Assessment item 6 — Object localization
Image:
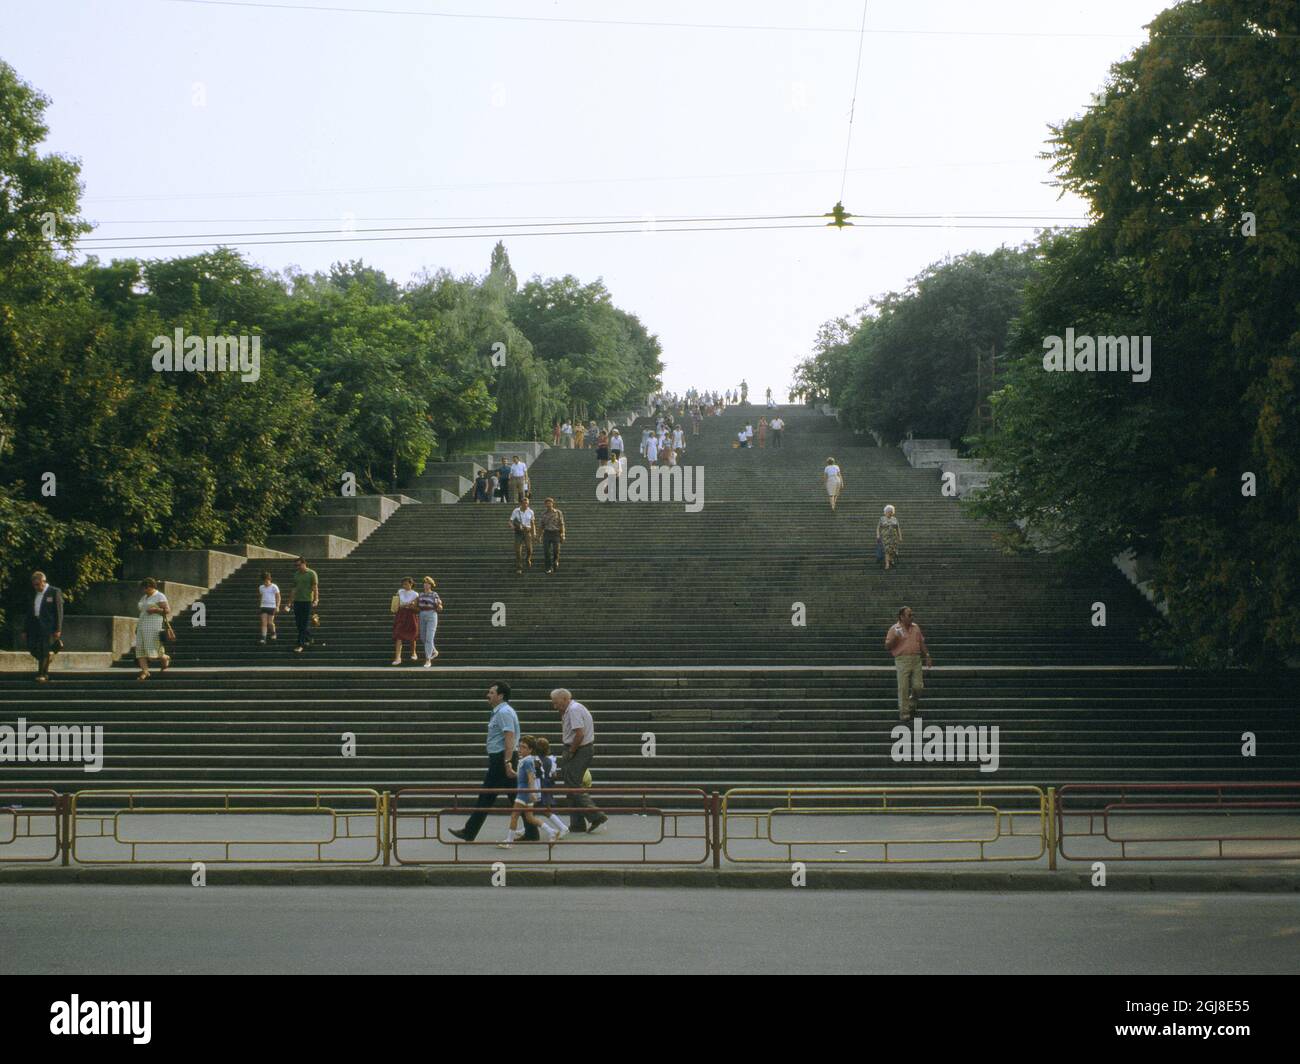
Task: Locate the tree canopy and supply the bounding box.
[0,61,662,636]
[792,0,1298,668]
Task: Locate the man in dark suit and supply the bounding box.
[26,571,64,683]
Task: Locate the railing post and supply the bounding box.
[381,791,392,866]
[711,792,721,870]
[59,793,71,867]
[1046,787,1057,871]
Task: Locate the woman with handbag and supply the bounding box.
[391,577,420,664]
[134,577,172,681]
[876,504,902,570]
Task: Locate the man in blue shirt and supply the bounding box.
[450,681,538,842]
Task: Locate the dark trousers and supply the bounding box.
[559,743,603,831]
[26,619,53,677]
[772,430,783,448]
[543,531,561,570]
[293,602,313,647]
[461,751,538,841]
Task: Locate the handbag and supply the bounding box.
[163,622,177,643]
[390,594,400,614]
[875,538,885,563]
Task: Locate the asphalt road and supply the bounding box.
[2,886,1299,974]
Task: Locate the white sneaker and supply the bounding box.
[497,839,513,849]
[542,826,557,843]
[390,659,402,666]
[423,660,432,668]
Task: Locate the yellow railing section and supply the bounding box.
[722,785,1049,864]
[0,791,61,863]
[69,788,384,865]
[391,787,712,865]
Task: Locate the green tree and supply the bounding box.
[973,0,1299,667]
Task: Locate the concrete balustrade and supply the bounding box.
[909,448,960,468]
[404,478,471,506]
[291,514,381,544]
[1114,549,1169,617]
[0,650,114,672]
[73,579,207,618]
[494,441,546,462]
[316,495,405,523]
[122,549,247,590]
[939,458,989,477]
[901,438,951,459]
[210,544,298,560]
[262,534,358,559]
[60,615,138,659]
[424,460,484,479]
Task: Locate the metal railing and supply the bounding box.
[722,785,1050,864]
[0,789,62,863]
[391,786,714,865]
[69,788,385,864]
[1056,783,1300,861]
[0,782,1294,868]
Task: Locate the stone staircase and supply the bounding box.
[2,405,1296,792]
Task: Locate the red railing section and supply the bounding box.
[1056,782,1300,861]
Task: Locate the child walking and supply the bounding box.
[500,737,560,847]
[258,571,280,644]
[533,737,569,840]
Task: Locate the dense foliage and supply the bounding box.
[791,246,1039,443]
[794,0,1298,668]
[0,62,661,634]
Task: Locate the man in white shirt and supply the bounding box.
[561,422,574,448]
[508,456,528,505]
[645,434,659,464]
[552,688,607,833]
[509,498,535,573]
[609,431,624,459]
[744,423,754,445]
[770,416,785,448]
[737,429,748,449]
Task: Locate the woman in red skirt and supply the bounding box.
[391,577,420,664]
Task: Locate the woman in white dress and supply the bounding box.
[823,456,844,511]
[134,577,171,680]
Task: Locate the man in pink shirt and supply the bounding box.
[885,606,933,721]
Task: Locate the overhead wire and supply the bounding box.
[160,0,1296,39]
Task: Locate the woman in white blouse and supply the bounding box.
[134,577,171,681]
[391,577,420,665]
[823,457,844,511]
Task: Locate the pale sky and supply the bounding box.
[8,0,1172,396]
